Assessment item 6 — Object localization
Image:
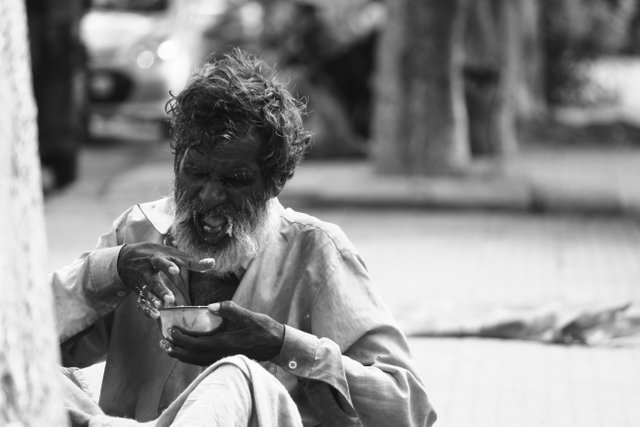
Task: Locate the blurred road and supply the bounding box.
[45,139,640,426]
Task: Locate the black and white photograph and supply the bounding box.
[1,0,640,426]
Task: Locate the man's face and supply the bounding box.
[172,131,269,273]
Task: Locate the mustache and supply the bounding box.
[174,203,234,226]
[174,189,264,230]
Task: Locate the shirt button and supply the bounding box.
[288,360,298,370]
[116,291,126,297]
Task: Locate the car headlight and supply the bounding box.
[136,49,156,69]
[130,37,180,69]
[157,39,179,61]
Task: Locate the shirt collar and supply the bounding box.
[136,197,176,235]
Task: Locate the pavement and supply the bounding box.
[411,337,640,427]
[48,142,640,427]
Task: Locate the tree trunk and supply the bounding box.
[512,0,545,121]
[463,0,519,157]
[372,0,470,175]
[463,0,545,158]
[0,0,68,425]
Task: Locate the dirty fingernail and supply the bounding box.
[159,339,172,351]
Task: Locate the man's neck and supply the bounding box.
[189,271,240,306]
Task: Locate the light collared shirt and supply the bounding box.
[53,197,436,426]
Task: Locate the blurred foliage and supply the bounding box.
[221,0,640,156]
[254,0,385,157]
[543,0,637,105]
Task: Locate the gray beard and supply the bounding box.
[171,201,270,277]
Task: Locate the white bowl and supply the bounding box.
[158,306,224,338]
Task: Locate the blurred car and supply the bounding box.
[80,0,231,139]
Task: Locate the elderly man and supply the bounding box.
[54,49,436,426]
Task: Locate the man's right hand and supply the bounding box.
[116,242,216,318]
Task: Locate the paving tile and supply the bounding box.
[409,338,640,427]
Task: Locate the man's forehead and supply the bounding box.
[185,136,261,163]
[190,144,221,157]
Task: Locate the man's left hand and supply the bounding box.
[161,301,285,366]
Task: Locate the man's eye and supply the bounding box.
[186,166,207,177]
[227,171,251,184]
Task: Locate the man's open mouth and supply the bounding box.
[193,213,233,244]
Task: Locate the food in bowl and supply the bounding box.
[158,306,224,338]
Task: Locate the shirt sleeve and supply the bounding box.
[52,208,133,343]
[276,249,437,427]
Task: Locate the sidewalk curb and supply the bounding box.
[280,177,638,217]
[280,188,634,215]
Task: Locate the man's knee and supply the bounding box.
[201,355,291,401]
[205,355,272,387]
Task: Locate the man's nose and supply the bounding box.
[199,180,227,210]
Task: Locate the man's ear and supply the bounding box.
[271,181,285,198]
[269,176,286,198]
[174,153,183,175]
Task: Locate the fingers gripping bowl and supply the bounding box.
[158,306,223,338]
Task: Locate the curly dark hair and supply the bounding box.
[165,48,312,197]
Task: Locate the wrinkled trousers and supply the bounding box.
[61,355,303,427]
